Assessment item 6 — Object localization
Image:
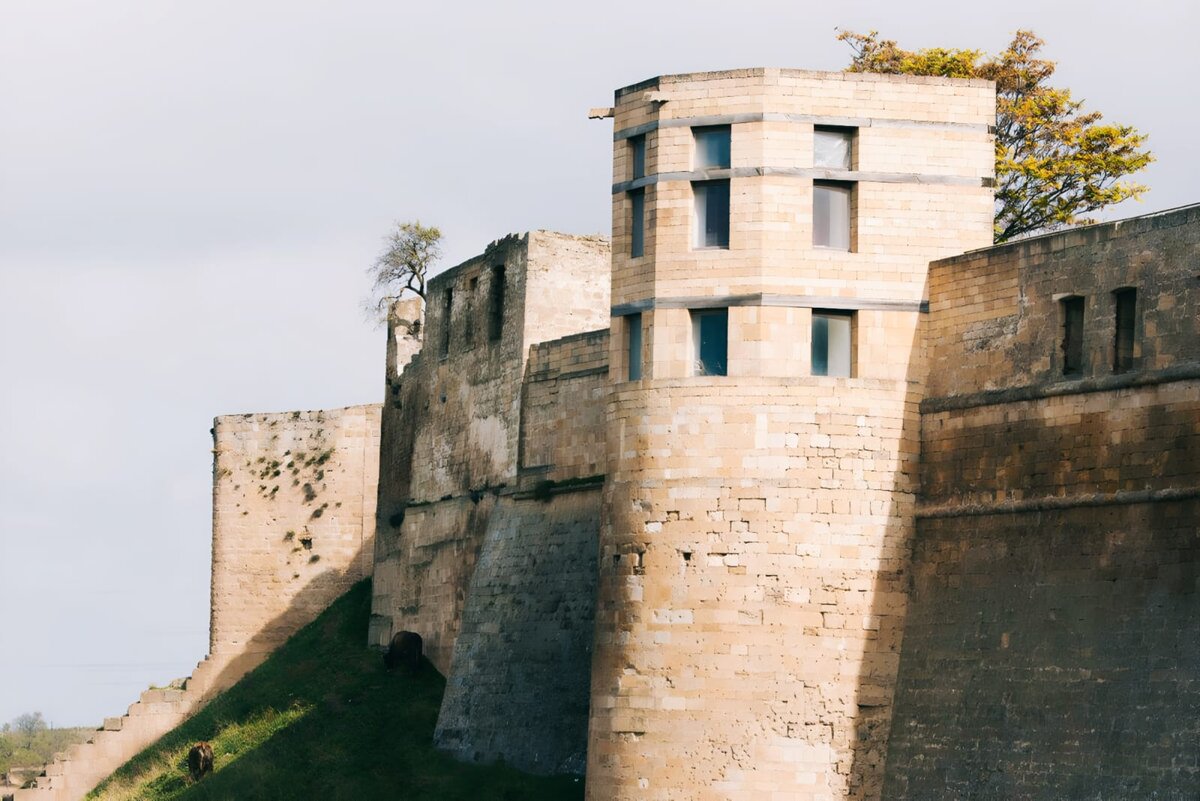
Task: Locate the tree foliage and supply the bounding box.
[838,29,1153,242]
[1,713,90,779]
[368,220,442,309]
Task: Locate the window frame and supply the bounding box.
[1112,287,1137,373]
[626,312,643,381]
[487,264,506,343]
[629,187,645,258]
[690,308,729,377]
[813,126,855,171]
[1061,295,1085,376]
[439,286,454,359]
[692,179,730,250]
[693,125,731,170]
[812,180,854,251]
[810,310,854,377]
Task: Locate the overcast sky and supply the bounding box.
[1,0,1195,727]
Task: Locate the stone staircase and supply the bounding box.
[12,653,255,801]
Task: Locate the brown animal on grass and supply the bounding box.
[384,631,423,672]
[187,741,214,782]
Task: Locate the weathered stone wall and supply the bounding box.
[521,329,609,481]
[210,404,380,677]
[371,231,610,672]
[434,489,601,776]
[884,209,1200,799]
[925,204,1200,397]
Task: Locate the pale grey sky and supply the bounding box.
[1,0,1195,726]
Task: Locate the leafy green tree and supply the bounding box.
[838,29,1154,242]
[368,220,442,308]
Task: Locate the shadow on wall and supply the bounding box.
[882,375,1200,800]
[203,555,371,698]
[843,304,926,800]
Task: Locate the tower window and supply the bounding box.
[464,277,478,347]
[488,265,506,342]
[1113,288,1137,373]
[814,126,854,170]
[693,180,730,249]
[439,287,453,358]
[1061,296,1085,375]
[626,313,643,381]
[811,311,852,377]
[693,126,731,170]
[629,188,645,258]
[629,134,646,180]
[813,181,853,251]
[691,309,728,377]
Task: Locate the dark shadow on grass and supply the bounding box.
[91,581,583,801]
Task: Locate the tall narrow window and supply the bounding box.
[693,126,731,169]
[811,311,852,377]
[693,180,730,249]
[629,188,645,258]
[488,265,506,342]
[814,126,854,170]
[691,309,728,377]
[813,181,852,250]
[1061,296,1085,375]
[626,313,643,381]
[629,134,646,180]
[439,287,453,358]
[463,276,478,347]
[1113,288,1137,373]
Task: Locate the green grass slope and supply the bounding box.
[88,580,584,801]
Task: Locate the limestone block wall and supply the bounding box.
[590,68,995,801]
[590,379,920,800]
[884,209,1200,799]
[371,232,610,670]
[210,404,380,676]
[521,329,609,480]
[925,204,1200,397]
[434,490,601,776]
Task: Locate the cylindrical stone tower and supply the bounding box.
[587,69,995,800]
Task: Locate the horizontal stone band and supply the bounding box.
[613,166,989,194]
[921,363,1200,413]
[916,486,1200,520]
[614,112,992,141]
[612,293,928,316]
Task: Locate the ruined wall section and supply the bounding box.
[210,404,381,678]
[428,328,610,775]
[885,207,1200,799]
[371,233,610,672]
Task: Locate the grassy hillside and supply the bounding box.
[88,580,584,801]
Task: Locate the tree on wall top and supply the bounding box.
[838,29,1154,242]
[366,220,442,314]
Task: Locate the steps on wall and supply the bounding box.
[11,652,258,801]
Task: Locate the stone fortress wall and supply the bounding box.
[885,205,1200,799]
[369,230,613,774]
[209,405,382,679]
[17,406,382,801]
[588,68,996,801]
[23,69,1198,801]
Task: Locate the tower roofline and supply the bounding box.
[614,67,994,100]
